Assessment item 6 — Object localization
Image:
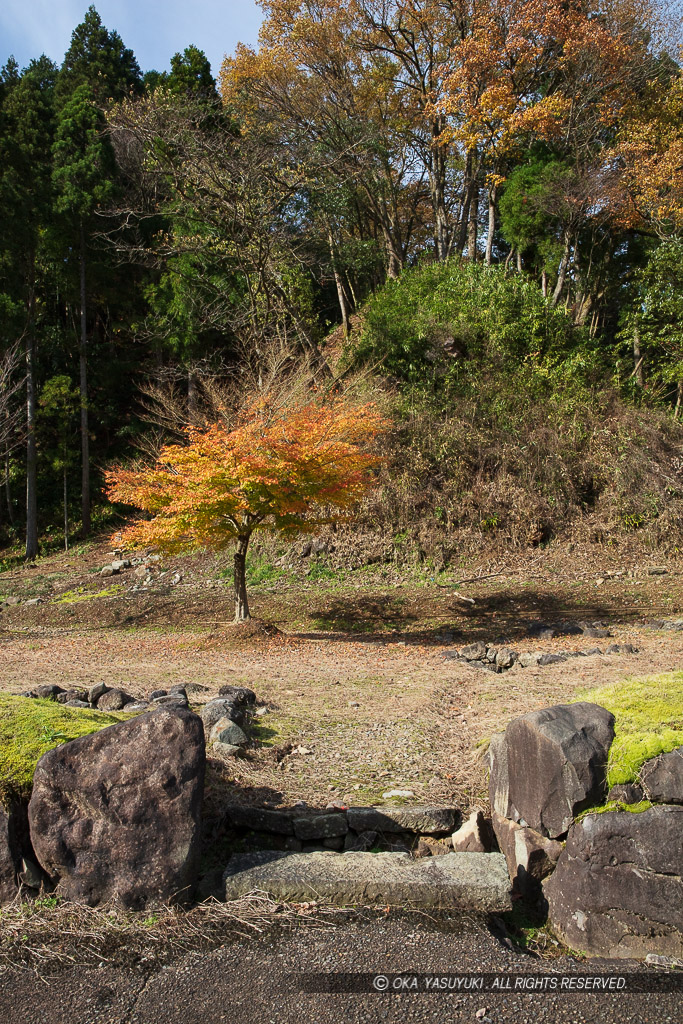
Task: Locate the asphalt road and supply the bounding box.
[3,916,680,1024]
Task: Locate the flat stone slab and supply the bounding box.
[347,805,459,835]
[223,850,511,911]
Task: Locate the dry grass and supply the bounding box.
[0,892,348,977]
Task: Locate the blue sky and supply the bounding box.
[1,1,264,78]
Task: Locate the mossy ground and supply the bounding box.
[576,671,683,787]
[0,693,125,805]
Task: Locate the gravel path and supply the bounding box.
[2,916,679,1024]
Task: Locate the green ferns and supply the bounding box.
[0,693,125,806]
[577,671,683,787]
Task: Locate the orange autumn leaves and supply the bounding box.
[105,395,388,554]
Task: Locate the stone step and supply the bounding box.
[222,850,511,911]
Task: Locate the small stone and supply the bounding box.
[537,653,568,666]
[210,718,248,747]
[149,689,167,700]
[343,830,377,852]
[605,643,638,655]
[382,789,414,800]
[485,647,498,662]
[34,685,65,700]
[88,683,107,704]
[451,809,489,853]
[24,598,42,606]
[56,690,88,705]
[460,642,487,662]
[97,688,135,712]
[518,652,542,668]
[212,741,241,757]
[254,706,269,716]
[495,647,517,670]
[65,700,90,708]
[151,694,188,709]
[607,783,644,804]
[18,857,43,890]
[122,702,149,713]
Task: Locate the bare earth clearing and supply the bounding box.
[2,540,682,809]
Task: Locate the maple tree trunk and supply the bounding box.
[233,533,251,622]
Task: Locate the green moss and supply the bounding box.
[575,672,683,787]
[52,584,122,604]
[578,800,653,820]
[0,693,126,805]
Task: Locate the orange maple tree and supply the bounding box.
[106,393,388,620]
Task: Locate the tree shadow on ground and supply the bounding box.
[291,585,659,646]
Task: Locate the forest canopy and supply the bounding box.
[1,2,683,562]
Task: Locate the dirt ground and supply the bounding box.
[2,539,682,810]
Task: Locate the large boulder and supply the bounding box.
[640,747,683,805]
[544,805,683,958]
[489,703,615,838]
[28,708,205,908]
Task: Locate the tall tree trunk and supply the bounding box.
[63,464,69,552]
[468,176,479,262]
[79,221,90,537]
[25,268,38,562]
[485,187,497,265]
[25,332,38,561]
[633,326,644,387]
[552,233,572,306]
[675,381,683,420]
[233,532,251,622]
[541,270,548,298]
[188,368,198,421]
[328,229,351,336]
[5,449,15,529]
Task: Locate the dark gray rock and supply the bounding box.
[0,805,20,904]
[169,686,187,697]
[28,708,205,908]
[537,653,568,666]
[528,624,556,639]
[343,830,378,852]
[122,702,149,714]
[606,643,638,655]
[518,652,542,668]
[65,700,90,708]
[218,685,256,706]
[492,812,563,899]
[200,699,242,732]
[151,694,188,709]
[56,689,88,705]
[545,805,683,958]
[33,685,64,700]
[96,688,134,711]
[460,642,487,662]
[87,683,107,704]
[580,623,611,639]
[223,850,511,911]
[209,719,248,747]
[293,813,348,840]
[347,806,459,836]
[640,747,683,805]
[149,690,167,700]
[495,648,517,670]
[224,806,295,835]
[489,702,615,838]
[608,783,645,804]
